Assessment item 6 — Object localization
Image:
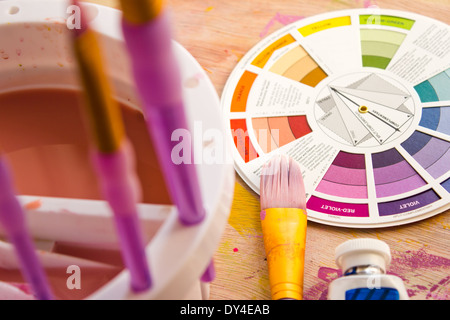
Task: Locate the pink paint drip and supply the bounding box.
[260,210,266,221]
[304,267,341,300]
[390,248,450,299]
[355,0,379,8]
[391,248,450,271]
[363,0,378,8]
[260,12,305,38]
[427,276,450,299]
[10,282,34,296]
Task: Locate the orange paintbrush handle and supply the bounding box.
[260,208,307,300]
[73,28,124,153]
[120,0,164,25]
[71,2,151,291]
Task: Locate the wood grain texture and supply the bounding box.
[85,0,450,300]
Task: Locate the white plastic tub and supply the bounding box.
[0,0,234,300]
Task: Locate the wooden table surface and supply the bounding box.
[88,0,450,300]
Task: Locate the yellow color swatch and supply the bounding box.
[251,34,296,68]
[269,46,308,75]
[299,16,351,37]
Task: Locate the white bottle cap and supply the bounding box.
[335,238,391,273]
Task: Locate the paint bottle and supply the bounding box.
[328,238,409,300]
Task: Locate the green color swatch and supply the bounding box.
[360,14,415,30]
[362,55,391,69]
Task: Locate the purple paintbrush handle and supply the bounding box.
[201,260,216,282]
[121,11,205,226]
[91,141,151,292]
[0,158,54,300]
[121,12,182,108]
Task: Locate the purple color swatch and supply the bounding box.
[373,160,417,185]
[316,180,367,199]
[332,151,366,169]
[322,166,366,185]
[372,148,404,168]
[375,175,426,197]
[402,131,450,179]
[378,189,440,216]
[316,151,367,199]
[372,148,426,197]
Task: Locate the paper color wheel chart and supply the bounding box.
[222,9,450,228]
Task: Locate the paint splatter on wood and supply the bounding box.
[304,247,450,300]
[260,12,305,38]
[228,182,262,236]
[24,199,42,210]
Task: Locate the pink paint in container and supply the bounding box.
[0,0,234,300]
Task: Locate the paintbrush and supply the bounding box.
[119,1,215,281]
[70,0,151,292]
[260,155,307,300]
[0,156,54,300]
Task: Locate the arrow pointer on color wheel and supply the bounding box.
[366,110,400,132]
[330,87,359,108]
[330,86,401,132]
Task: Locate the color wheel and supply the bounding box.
[221,9,450,228]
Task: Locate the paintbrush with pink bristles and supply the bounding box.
[260,155,307,300]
